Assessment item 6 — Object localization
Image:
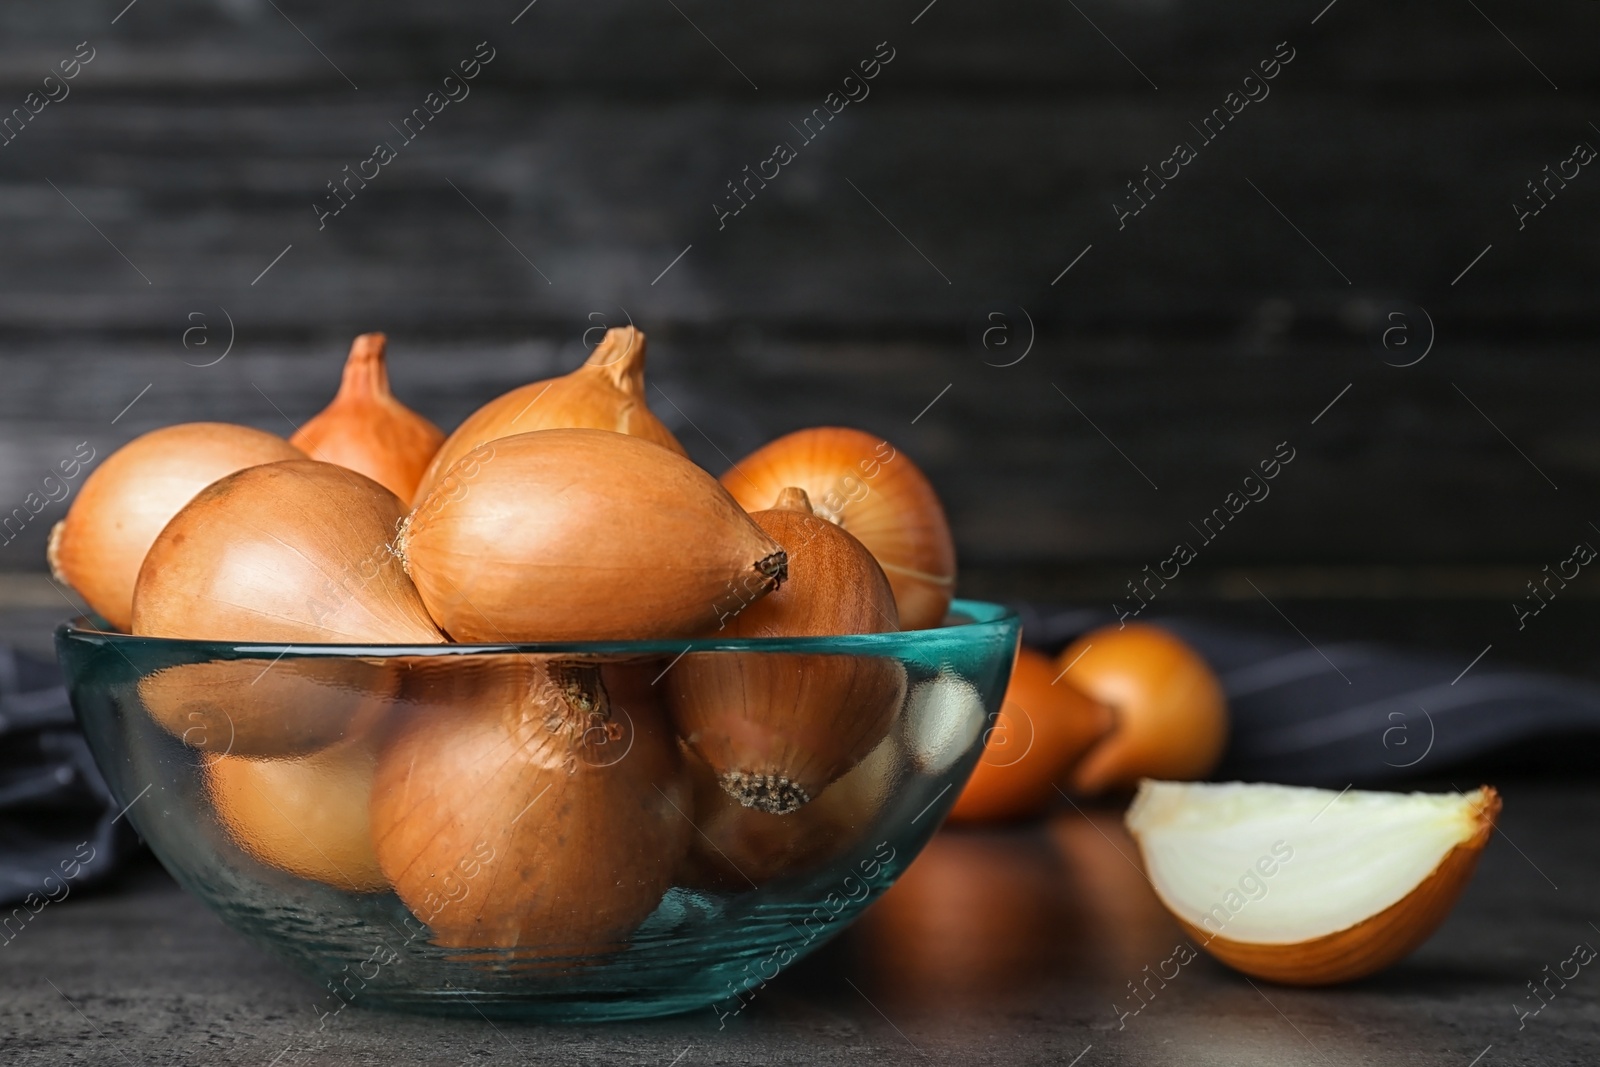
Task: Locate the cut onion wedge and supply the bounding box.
[1125,780,1501,985]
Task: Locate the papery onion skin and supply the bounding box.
[400,429,785,642]
[290,332,445,502]
[206,737,389,893]
[132,459,443,644]
[1059,624,1227,796]
[369,657,692,954]
[410,326,684,506]
[721,427,956,630]
[948,646,1113,823]
[49,422,303,631]
[665,488,906,813]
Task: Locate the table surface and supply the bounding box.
[8,592,1600,1066]
[2,779,1594,1067]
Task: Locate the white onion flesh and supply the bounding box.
[1125,780,1493,944]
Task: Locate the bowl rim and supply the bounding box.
[55,598,1019,659]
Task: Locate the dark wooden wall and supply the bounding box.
[1,0,1596,583]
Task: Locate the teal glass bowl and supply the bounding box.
[56,599,1018,1022]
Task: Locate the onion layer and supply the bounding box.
[290,333,445,502]
[410,326,684,505]
[665,488,905,812]
[400,429,786,642]
[50,423,303,631]
[722,427,956,630]
[369,656,692,954]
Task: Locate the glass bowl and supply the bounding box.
[56,599,1018,1022]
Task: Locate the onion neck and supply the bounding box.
[585,326,648,395]
[769,487,815,515]
[338,332,393,401]
[518,661,620,754]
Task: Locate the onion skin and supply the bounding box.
[1162,787,1501,985]
[132,459,443,644]
[665,488,906,813]
[49,423,303,631]
[948,647,1113,824]
[369,657,692,953]
[411,326,684,506]
[400,429,786,642]
[290,333,445,502]
[722,427,956,630]
[206,737,389,893]
[1058,624,1227,796]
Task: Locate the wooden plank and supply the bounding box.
[0,0,1592,570]
[0,337,1590,569]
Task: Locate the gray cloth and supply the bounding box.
[0,644,133,907]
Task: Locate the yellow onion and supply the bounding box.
[410,326,684,505]
[368,656,692,953]
[49,423,303,631]
[206,736,388,892]
[290,332,445,502]
[722,427,956,630]
[1057,624,1228,796]
[132,460,442,758]
[677,733,899,891]
[132,459,442,643]
[665,488,906,813]
[948,645,1113,824]
[399,429,786,642]
[138,657,390,760]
